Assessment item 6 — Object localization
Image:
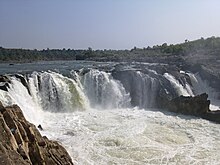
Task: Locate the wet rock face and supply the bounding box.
[0,102,73,165]
[0,75,31,95]
[183,64,220,99]
[111,67,188,109]
[165,93,220,123]
[15,74,31,95]
[0,75,11,91]
[166,93,210,116]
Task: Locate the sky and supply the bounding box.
[1,0,220,50]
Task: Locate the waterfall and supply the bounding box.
[130,71,159,108]
[82,69,131,109]
[28,71,89,112]
[0,69,131,113]
[188,73,218,98]
[164,73,194,96]
[188,73,220,110]
[0,68,219,113]
[112,69,161,108]
[1,61,220,165]
[0,77,43,125]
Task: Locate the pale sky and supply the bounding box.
[0,0,220,50]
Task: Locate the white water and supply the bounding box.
[1,77,43,125]
[164,73,194,96]
[0,71,220,164]
[83,69,130,109]
[188,73,220,110]
[41,109,220,165]
[133,71,158,108]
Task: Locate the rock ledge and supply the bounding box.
[0,101,73,165]
[166,93,220,123]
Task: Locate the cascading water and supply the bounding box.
[0,76,43,125]
[188,72,220,110]
[188,73,218,99]
[0,61,220,165]
[112,69,161,108]
[130,71,159,108]
[82,69,130,109]
[164,73,194,97]
[28,71,89,112]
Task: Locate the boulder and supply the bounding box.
[201,110,220,123]
[0,74,31,95]
[166,93,210,116]
[166,93,220,123]
[0,75,11,92]
[0,102,73,165]
[0,75,11,83]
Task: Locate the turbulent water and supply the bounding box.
[0,61,220,165]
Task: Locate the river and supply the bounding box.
[0,61,219,164]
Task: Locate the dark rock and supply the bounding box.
[37,124,43,131]
[166,93,210,116]
[0,74,31,94]
[17,144,29,160]
[0,82,9,91]
[0,75,11,83]
[201,110,220,123]
[0,75,11,92]
[15,74,31,95]
[38,140,46,147]
[0,141,31,165]
[0,101,74,165]
[112,66,181,108]
[0,101,4,111]
[165,93,220,123]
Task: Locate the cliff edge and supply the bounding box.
[0,101,73,165]
[165,93,220,123]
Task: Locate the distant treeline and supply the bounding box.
[1,36,220,62]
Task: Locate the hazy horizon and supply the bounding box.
[1,0,220,50]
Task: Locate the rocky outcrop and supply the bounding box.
[15,74,31,95]
[201,110,220,123]
[182,64,220,99]
[0,101,73,165]
[0,75,11,91]
[0,75,31,95]
[166,93,210,116]
[165,93,220,123]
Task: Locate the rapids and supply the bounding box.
[42,108,220,165]
[0,61,220,164]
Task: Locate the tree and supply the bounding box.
[162,43,168,48]
[84,47,93,57]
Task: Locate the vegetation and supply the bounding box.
[0,36,220,63]
[0,47,79,62]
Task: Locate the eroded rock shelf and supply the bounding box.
[0,102,73,165]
